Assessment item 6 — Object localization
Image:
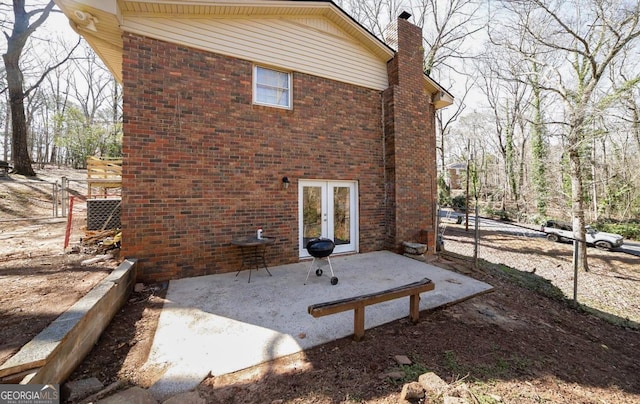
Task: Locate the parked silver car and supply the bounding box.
[541,220,624,250]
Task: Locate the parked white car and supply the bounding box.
[541,220,624,250]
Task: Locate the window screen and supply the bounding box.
[254,66,291,108]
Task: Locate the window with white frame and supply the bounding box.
[253,66,292,109]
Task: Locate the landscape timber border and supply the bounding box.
[0,259,137,384]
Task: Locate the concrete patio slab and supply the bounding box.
[144,251,493,401]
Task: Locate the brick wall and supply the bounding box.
[121,33,387,282]
[384,18,438,253]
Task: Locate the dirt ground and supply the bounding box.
[2,166,639,403]
[0,167,118,367]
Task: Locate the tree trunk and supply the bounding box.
[438,112,446,174]
[3,0,57,176]
[3,94,9,162]
[50,144,58,164]
[505,125,518,204]
[632,103,640,157]
[4,51,35,176]
[530,78,547,216]
[568,141,589,272]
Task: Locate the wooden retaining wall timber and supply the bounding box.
[0,258,137,384]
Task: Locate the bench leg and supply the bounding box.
[353,306,365,341]
[410,294,420,323]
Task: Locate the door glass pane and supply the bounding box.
[333,186,351,245]
[303,186,322,246]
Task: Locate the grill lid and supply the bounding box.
[306,238,335,257]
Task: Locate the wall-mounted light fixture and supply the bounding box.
[74,10,98,32]
[282,176,290,189]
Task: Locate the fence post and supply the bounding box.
[64,196,74,250]
[61,176,67,217]
[53,181,58,217]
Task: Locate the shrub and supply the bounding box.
[451,195,467,211]
[483,206,511,221]
[593,221,640,241]
[437,176,452,207]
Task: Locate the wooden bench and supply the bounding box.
[308,278,435,341]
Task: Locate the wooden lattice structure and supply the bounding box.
[86,156,122,198]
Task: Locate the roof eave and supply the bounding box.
[53,1,397,83]
[424,74,454,110]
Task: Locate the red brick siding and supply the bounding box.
[383,19,438,253]
[121,33,387,282]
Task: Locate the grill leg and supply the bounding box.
[304,257,318,285]
[305,256,336,284]
[326,256,334,277]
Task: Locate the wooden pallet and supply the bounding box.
[87,156,122,198]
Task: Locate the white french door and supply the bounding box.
[299,180,358,258]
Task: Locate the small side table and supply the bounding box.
[231,237,274,283]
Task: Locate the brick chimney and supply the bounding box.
[383,13,438,254]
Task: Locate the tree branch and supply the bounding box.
[24,37,82,99]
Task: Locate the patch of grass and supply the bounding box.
[344,393,365,402]
[575,304,640,330]
[400,362,431,383]
[442,250,638,331]
[467,387,502,404]
[385,361,432,386]
[488,261,640,330]
[474,355,533,379]
[443,350,464,375]
[490,262,566,301]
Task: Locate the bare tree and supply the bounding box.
[492,0,640,271]
[436,77,471,172]
[0,61,7,160]
[474,45,532,210]
[411,0,485,75]
[339,0,403,39]
[69,43,113,124]
[528,58,550,216]
[340,1,487,212]
[60,43,121,161]
[410,0,485,182]
[43,48,72,164]
[1,0,78,176]
[593,54,640,219]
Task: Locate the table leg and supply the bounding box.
[258,245,273,277]
[235,246,253,283]
[234,243,273,283]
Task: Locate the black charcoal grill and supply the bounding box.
[305,238,338,285]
